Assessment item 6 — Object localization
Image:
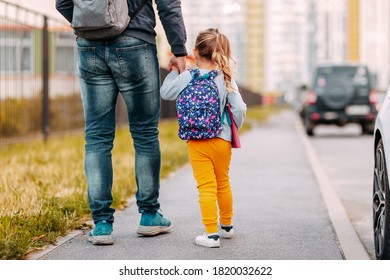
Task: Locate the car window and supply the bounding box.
[314,66,369,88]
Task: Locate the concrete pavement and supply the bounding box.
[31,110,352,260]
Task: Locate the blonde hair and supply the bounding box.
[195,28,236,93]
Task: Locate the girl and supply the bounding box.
[160,28,247,248]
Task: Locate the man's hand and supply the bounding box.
[168,56,186,73]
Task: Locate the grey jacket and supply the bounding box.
[160,69,247,142]
[55,0,187,56]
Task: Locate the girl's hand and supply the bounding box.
[169,64,179,72]
[168,56,186,73]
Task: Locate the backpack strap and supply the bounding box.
[206,70,219,80]
[221,94,232,126]
[198,70,219,80]
[188,68,201,79]
[130,0,148,19]
[188,69,219,80]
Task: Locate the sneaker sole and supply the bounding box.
[220,231,234,239]
[219,225,234,239]
[137,225,172,236]
[195,239,220,248]
[88,234,114,245]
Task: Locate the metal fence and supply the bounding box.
[0,0,262,144]
[0,0,82,142]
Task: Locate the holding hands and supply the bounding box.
[168,56,186,73]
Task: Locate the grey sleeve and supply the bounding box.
[227,80,247,130]
[155,0,187,56]
[55,0,74,23]
[160,71,192,101]
[215,77,247,130]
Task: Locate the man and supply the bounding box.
[56,0,187,245]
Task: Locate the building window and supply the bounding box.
[22,47,31,71]
[0,30,33,73]
[0,46,16,72]
[55,32,76,74]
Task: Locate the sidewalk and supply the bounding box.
[35,110,344,260]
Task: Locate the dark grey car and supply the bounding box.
[300,64,377,136]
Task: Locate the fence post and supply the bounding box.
[42,15,50,141]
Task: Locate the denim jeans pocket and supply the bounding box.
[77,47,98,80]
[116,43,149,81]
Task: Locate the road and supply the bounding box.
[309,124,375,259]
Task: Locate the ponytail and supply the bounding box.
[213,32,235,93]
[195,28,236,93]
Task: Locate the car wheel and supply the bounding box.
[322,79,354,110]
[373,139,390,259]
[303,118,314,136]
[362,123,375,135]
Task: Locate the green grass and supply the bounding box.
[0,105,277,259]
[246,105,281,122]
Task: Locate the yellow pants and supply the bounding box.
[188,138,233,234]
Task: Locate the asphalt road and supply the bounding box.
[30,109,368,260]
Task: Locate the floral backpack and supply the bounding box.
[176,69,222,140]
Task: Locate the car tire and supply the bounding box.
[362,123,375,135]
[306,128,314,137]
[373,139,390,259]
[303,118,314,136]
[322,78,354,110]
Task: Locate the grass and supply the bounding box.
[0,105,278,259]
[246,105,281,123]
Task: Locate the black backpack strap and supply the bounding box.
[130,0,148,19]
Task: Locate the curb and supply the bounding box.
[295,120,370,260]
[27,230,85,260]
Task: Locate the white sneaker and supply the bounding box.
[219,224,234,239]
[195,233,220,248]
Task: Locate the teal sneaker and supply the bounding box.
[137,211,172,236]
[87,220,114,245]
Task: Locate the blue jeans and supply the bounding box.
[76,35,161,223]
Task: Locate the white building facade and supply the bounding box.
[264,0,310,99]
[314,0,348,65]
[359,0,390,90]
[180,0,248,85]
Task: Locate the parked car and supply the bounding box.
[375,89,388,112]
[299,64,377,136]
[373,86,390,260]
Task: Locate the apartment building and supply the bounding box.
[359,0,390,90]
[264,0,310,101]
